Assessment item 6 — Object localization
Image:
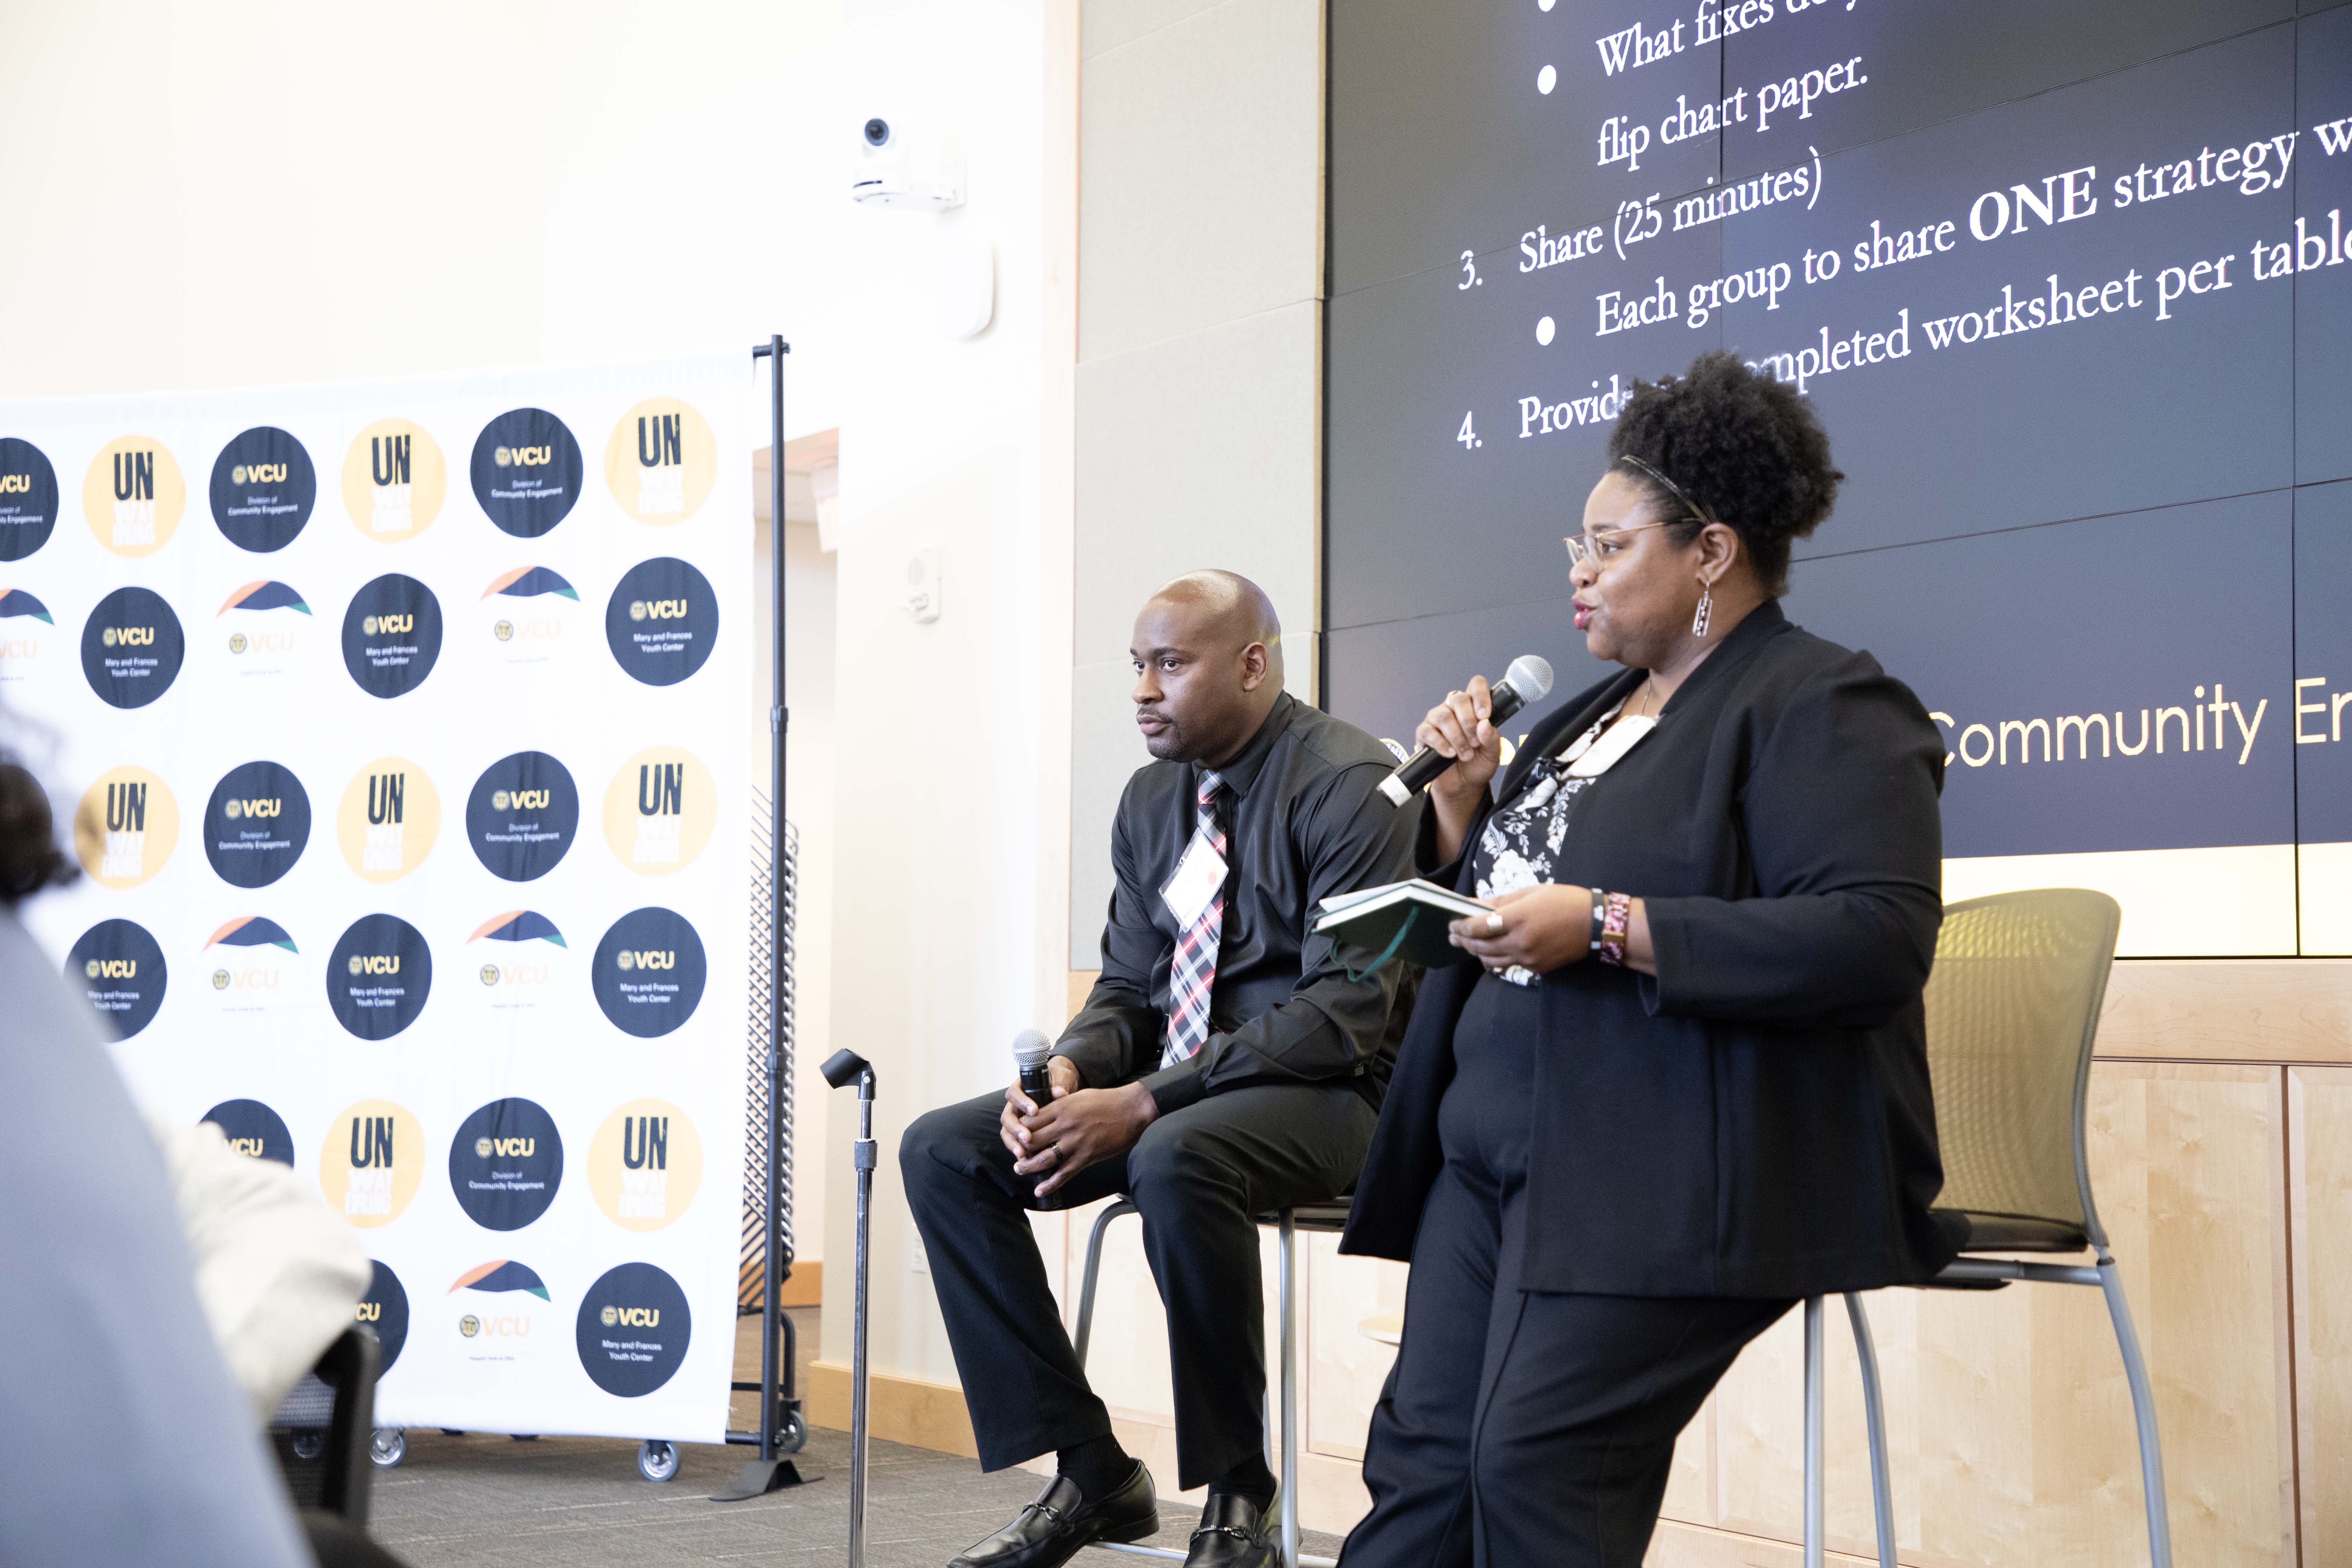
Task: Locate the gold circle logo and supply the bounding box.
[228,632,247,654]
[362,615,380,636]
[343,419,447,544]
[480,963,500,986]
[83,436,187,558]
[491,790,511,811]
[493,447,512,467]
[603,747,717,877]
[474,1136,494,1158]
[231,465,248,484]
[318,1100,425,1229]
[337,758,441,883]
[588,1100,703,1231]
[347,955,364,975]
[606,397,719,526]
[74,767,181,889]
[460,1315,481,1338]
[224,798,243,819]
[628,600,647,622]
[494,619,514,642]
[601,1305,620,1326]
[616,950,636,970]
[84,959,100,978]
[212,968,230,990]
[101,626,119,647]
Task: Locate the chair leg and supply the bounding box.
[1278,1209,1301,1568]
[2096,1253,2174,1568]
[1842,1294,1896,1568]
[1072,1199,1138,1370]
[1803,1296,1824,1568]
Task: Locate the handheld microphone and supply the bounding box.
[1012,1028,1054,1105]
[1377,654,1555,806]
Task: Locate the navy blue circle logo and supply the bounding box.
[464,751,580,881]
[605,558,718,686]
[80,586,185,709]
[203,761,311,888]
[326,913,432,1040]
[0,437,59,561]
[576,1262,691,1396]
[201,1098,294,1164]
[66,919,167,1039]
[472,408,584,538]
[360,1261,410,1373]
[591,908,707,1038]
[210,427,316,552]
[341,574,443,698]
[449,1097,564,1231]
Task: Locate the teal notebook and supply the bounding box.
[1314,879,1490,973]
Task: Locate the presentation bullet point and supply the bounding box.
[1536,316,1556,346]
[1538,64,1557,95]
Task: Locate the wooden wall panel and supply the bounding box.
[2290,1066,2352,1563]
[1656,1062,2293,1568]
[2099,959,2352,1063]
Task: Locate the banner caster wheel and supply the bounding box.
[780,1409,807,1454]
[370,1428,406,1468]
[637,1440,681,1482]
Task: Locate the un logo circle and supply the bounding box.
[494,619,514,642]
[493,447,512,467]
[102,626,119,647]
[628,600,647,622]
[474,1136,493,1158]
[347,955,365,975]
[617,950,637,971]
[601,1305,620,1328]
[480,963,501,987]
[228,632,247,654]
[459,1315,481,1338]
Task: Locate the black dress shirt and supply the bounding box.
[1340,601,1964,1298]
[1057,691,1421,1115]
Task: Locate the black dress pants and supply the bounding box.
[1341,975,1794,1567]
[900,1080,1377,1491]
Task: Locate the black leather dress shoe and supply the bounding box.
[947,1461,1159,1568]
[1183,1488,1276,1568]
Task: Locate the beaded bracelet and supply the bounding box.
[1598,890,1632,967]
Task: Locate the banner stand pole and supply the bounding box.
[713,334,816,1501]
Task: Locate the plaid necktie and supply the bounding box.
[1162,770,1227,1067]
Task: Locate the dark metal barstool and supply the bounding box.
[1071,1198,1351,1568]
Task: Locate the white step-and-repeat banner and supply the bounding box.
[0,354,751,1442]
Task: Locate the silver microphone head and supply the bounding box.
[1011,1028,1053,1069]
[1503,654,1554,702]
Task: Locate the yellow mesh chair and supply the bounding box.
[1810,887,2171,1568]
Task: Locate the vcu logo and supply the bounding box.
[103,781,147,878]
[100,625,156,647]
[355,1301,382,1324]
[493,445,553,467]
[229,463,288,485]
[223,797,282,819]
[112,450,156,545]
[600,1304,661,1328]
[346,1115,396,1216]
[369,435,413,533]
[83,957,138,979]
[474,1135,536,1158]
[614,949,674,971]
[628,598,689,622]
[0,472,30,495]
[361,613,414,637]
[491,788,551,812]
[225,1137,268,1157]
[347,952,402,975]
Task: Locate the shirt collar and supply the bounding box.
[1197,690,1297,802]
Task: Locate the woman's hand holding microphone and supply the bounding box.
[1418,677,1504,864]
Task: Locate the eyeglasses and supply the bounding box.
[1564,521,1675,571]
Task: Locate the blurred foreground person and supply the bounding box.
[1338,355,1958,1566]
[902,572,1418,1568]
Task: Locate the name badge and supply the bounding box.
[1161,834,1228,928]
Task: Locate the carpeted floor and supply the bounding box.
[367,1307,1345,1568]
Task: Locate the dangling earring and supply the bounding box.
[1692,580,1714,639]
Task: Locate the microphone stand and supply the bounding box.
[822,1048,877,1568]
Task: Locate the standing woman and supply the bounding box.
[1337,352,1959,1566]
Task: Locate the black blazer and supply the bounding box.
[1338,601,1963,1298]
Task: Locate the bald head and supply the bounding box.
[1129,571,1286,765]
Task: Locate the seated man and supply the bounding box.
[903,570,1419,1568]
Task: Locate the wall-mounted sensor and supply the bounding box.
[904,547,942,623]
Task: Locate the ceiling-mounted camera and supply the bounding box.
[851,112,965,210]
[862,117,892,149]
